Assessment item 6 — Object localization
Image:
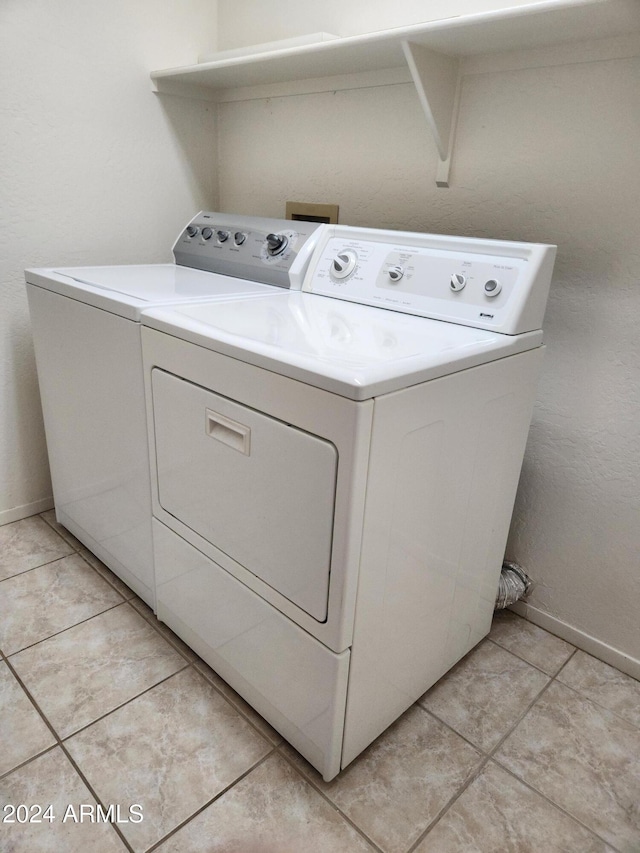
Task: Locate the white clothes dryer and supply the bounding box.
[141,224,556,780]
[25,213,323,606]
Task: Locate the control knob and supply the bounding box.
[388,265,404,283]
[266,233,288,256]
[331,250,357,279]
[450,273,466,292]
[234,232,246,246]
[186,225,199,238]
[217,230,230,243]
[484,279,502,297]
[201,227,213,241]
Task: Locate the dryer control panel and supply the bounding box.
[303,226,556,335]
[174,211,323,289]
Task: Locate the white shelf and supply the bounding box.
[150,0,640,186]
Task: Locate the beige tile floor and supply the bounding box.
[1,512,639,852]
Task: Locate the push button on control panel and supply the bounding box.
[484,279,502,297]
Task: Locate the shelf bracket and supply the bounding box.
[401,41,461,188]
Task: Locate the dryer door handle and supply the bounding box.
[205,409,251,456]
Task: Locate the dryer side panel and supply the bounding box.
[342,347,544,768]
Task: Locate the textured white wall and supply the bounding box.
[216,0,540,45]
[0,0,218,523]
[215,33,640,663]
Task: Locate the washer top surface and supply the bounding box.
[142,291,543,400]
[25,264,277,321]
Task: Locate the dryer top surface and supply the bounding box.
[142,291,542,400]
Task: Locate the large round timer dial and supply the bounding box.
[331,250,357,279]
[265,233,289,256]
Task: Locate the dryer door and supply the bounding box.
[152,368,337,621]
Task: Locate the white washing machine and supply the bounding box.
[25,213,323,606]
[140,225,556,779]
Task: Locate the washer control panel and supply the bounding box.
[173,212,323,289]
[303,226,556,335]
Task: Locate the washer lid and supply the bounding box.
[142,292,543,400]
[24,264,277,320]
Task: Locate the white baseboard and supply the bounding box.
[510,600,640,682]
[0,497,55,527]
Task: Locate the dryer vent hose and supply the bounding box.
[495,561,532,610]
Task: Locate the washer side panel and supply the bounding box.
[27,284,155,605]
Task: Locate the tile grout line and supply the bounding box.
[124,594,290,747]
[488,611,640,725]
[3,655,188,745]
[553,663,640,734]
[489,758,624,853]
[3,598,128,659]
[4,632,251,850]
[412,700,488,755]
[274,745,386,853]
[1,649,189,777]
[486,648,628,853]
[127,600,199,665]
[56,740,136,852]
[0,743,60,784]
[34,515,640,727]
[36,511,142,606]
[58,666,191,743]
[485,633,575,678]
[143,749,278,852]
[125,596,290,746]
[406,658,570,853]
[1,511,80,581]
[0,652,135,852]
[38,511,82,549]
[0,533,131,658]
[403,734,490,851]
[188,660,283,747]
[482,648,617,848]
[1,653,70,759]
[1,642,63,780]
[0,549,77,585]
